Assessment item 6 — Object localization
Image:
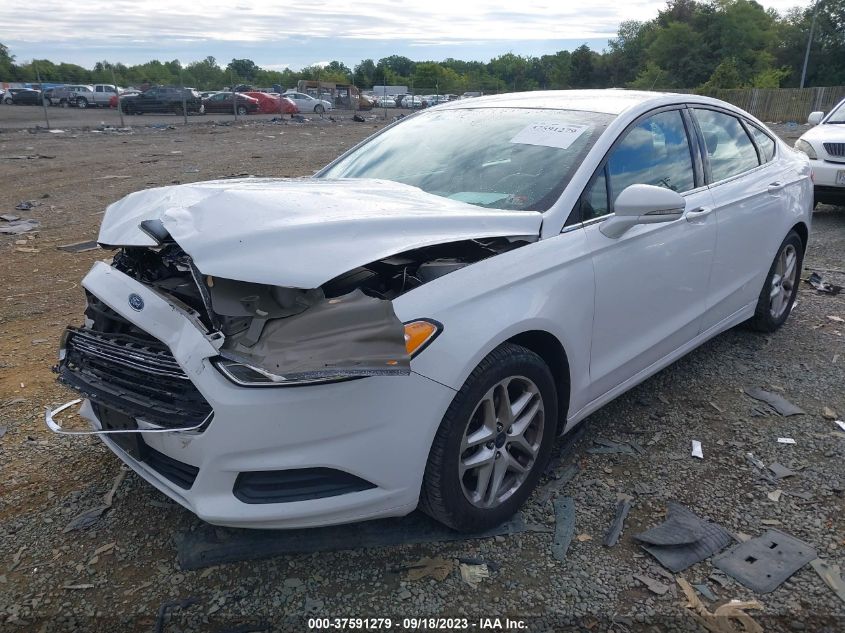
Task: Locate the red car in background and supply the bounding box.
[243,91,299,115]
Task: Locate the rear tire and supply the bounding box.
[419,343,557,532]
[236,105,248,115]
[315,104,325,115]
[747,230,804,333]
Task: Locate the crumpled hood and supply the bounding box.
[98,178,541,288]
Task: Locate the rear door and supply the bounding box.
[581,107,717,399]
[691,107,790,329]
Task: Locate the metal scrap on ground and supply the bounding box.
[0,219,39,234]
[634,501,733,572]
[603,495,632,547]
[743,387,805,416]
[551,497,576,561]
[536,463,579,504]
[176,511,528,570]
[806,272,843,295]
[712,529,817,593]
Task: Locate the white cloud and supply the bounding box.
[0,1,807,47]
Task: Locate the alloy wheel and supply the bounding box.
[769,243,797,319]
[459,375,544,508]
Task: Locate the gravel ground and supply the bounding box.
[0,115,843,632]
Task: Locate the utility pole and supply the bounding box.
[800,0,822,89]
[110,64,124,128]
[34,62,50,130]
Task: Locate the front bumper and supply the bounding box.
[56,262,457,528]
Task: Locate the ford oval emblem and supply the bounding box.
[128,293,145,311]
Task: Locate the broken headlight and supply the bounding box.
[212,320,441,387]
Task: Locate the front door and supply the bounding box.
[583,108,717,399]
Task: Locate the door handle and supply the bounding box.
[685,206,713,222]
[768,181,786,193]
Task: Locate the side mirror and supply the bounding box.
[807,111,824,126]
[600,184,686,239]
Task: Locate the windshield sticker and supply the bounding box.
[510,123,590,150]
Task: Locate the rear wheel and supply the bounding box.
[315,104,325,115]
[419,343,557,531]
[3,97,11,105]
[748,230,804,332]
[236,105,248,115]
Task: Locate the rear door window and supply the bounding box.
[693,109,760,182]
[748,125,776,162]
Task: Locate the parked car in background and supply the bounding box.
[202,92,259,115]
[242,91,293,114]
[48,90,812,532]
[121,87,203,115]
[283,91,332,114]
[3,88,29,104]
[10,88,43,105]
[461,91,483,99]
[199,91,219,99]
[90,84,120,107]
[795,97,845,207]
[400,95,423,108]
[110,90,141,108]
[374,95,396,108]
[47,85,95,107]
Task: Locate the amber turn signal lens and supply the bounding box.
[404,320,439,356]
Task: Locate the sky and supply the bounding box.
[0,1,809,71]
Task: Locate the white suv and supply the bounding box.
[795,97,845,207]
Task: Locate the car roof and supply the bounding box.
[435,89,727,116]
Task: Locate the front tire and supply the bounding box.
[236,105,248,115]
[747,230,804,332]
[419,343,557,532]
[315,104,325,115]
[76,97,88,109]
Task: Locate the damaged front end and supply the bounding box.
[56,235,525,402]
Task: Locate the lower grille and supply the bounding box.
[58,326,212,429]
[234,468,376,504]
[145,445,200,489]
[824,142,845,158]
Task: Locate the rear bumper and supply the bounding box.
[60,262,456,529]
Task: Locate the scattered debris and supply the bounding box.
[810,558,845,604]
[0,214,20,222]
[693,583,716,601]
[63,505,109,533]
[827,315,844,324]
[536,463,579,504]
[459,563,490,589]
[768,462,796,479]
[712,529,816,593]
[634,574,670,595]
[587,437,643,455]
[745,453,765,470]
[14,200,39,211]
[57,240,99,253]
[760,519,782,526]
[551,497,576,561]
[634,501,733,572]
[822,406,838,420]
[154,597,199,633]
[603,494,632,547]
[691,440,704,459]
[62,583,95,590]
[677,577,763,633]
[777,437,796,444]
[0,219,40,234]
[352,114,366,122]
[0,426,6,439]
[177,511,527,570]
[633,482,656,495]
[404,556,453,582]
[806,272,842,295]
[743,387,804,416]
[836,420,845,432]
[767,489,782,502]
[9,545,26,572]
[709,570,732,588]
[576,533,592,542]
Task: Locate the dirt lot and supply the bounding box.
[0,111,844,632]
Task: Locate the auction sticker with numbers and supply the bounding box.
[509,122,590,150]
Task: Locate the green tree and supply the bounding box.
[226,58,259,81]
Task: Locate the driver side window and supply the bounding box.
[607,110,695,201]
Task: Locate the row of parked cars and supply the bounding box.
[1,84,336,116]
[369,92,480,109]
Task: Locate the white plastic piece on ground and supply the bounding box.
[777,437,797,444]
[836,421,845,432]
[691,440,703,459]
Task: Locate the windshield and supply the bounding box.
[320,107,614,211]
[827,100,845,124]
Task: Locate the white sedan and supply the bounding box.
[283,91,332,114]
[795,97,845,207]
[47,90,811,531]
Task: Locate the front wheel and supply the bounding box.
[747,230,804,332]
[236,105,248,115]
[3,97,11,105]
[419,343,557,532]
[314,104,325,115]
[76,97,88,109]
